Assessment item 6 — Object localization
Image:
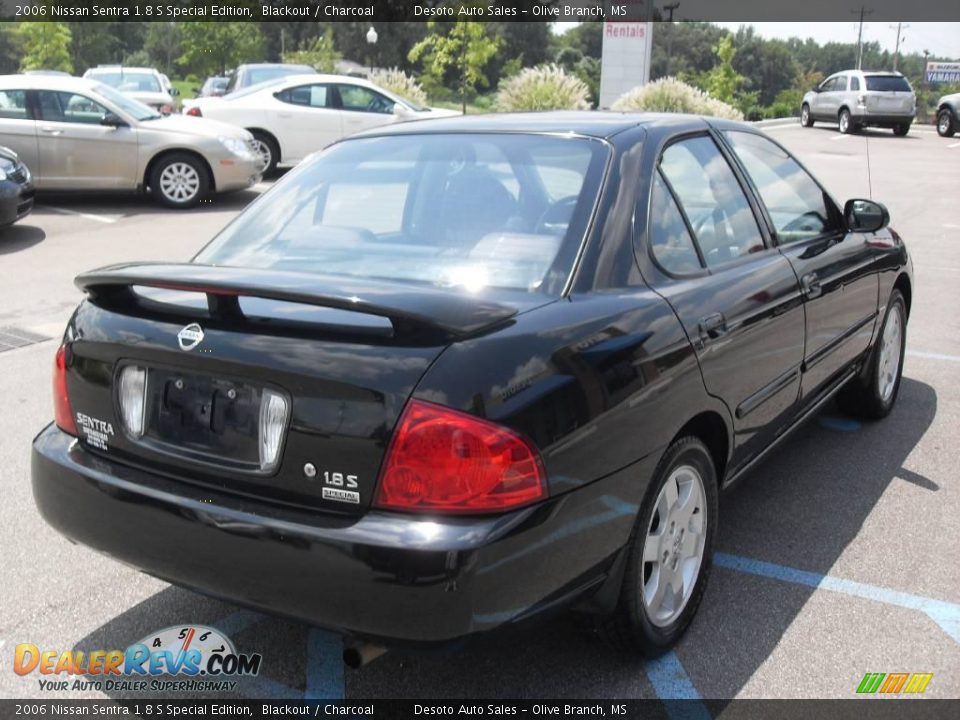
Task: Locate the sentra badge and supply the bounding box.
[177,323,204,352]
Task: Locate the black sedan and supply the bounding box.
[32,113,912,658]
[0,145,34,227]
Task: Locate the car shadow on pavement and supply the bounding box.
[0,224,44,255]
[73,377,937,700]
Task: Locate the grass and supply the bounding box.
[170,79,202,110]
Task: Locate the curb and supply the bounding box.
[752,117,800,127]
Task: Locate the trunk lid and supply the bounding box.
[63,263,522,515]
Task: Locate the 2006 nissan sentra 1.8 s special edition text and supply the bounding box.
[32,112,913,659]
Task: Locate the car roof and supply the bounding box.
[349,111,729,140]
[85,67,161,75]
[0,74,102,92]
[238,63,314,71]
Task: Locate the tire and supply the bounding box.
[596,436,719,656]
[937,109,956,138]
[893,123,910,137]
[838,289,907,420]
[838,108,854,134]
[149,153,209,209]
[250,131,279,177]
[801,104,814,127]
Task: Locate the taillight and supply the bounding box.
[53,345,77,436]
[374,400,547,514]
[118,365,147,438]
[185,106,202,117]
[160,104,174,115]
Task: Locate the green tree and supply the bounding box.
[282,29,342,73]
[145,22,183,75]
[17,22,73,73]
[409,16,500,112]
[178,22,264,77]
[705,35,744,104]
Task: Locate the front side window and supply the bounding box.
[91,84,159,121]
[0,89,29,120]
[37,91,108,124]
[659,136,765,268]
[196,134,608,296]
[723,131,842,243]
[337,85,394,114]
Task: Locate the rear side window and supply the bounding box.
[865,76,912,92]
[723,131,842,243]
[850,77,861,91]
[0,89,29,119]
[648,171,702,275]
[659,136,765,268]
[276,84,330,108]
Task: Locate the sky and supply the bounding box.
[553,21,960,60]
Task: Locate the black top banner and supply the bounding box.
[2,0,960,23]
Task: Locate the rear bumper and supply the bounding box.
[32,425,646,645]
[853,111,915,126]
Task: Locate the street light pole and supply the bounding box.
[366,26,378,77]
[664,3,680,77]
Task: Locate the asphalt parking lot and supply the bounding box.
[1,120,958,702]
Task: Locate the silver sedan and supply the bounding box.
[0,75,263,208]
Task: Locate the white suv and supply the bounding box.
[801,71,915,136]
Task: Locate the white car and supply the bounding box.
[183,74,459,174]
[82,66,177,115]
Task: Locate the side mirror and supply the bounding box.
[392,102,412,118]
[100,112,126,128]
[845,199,889,233]
[169,87,180,97]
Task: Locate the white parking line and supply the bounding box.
[948,142,960,149]
[944,224,960,229]
[830,134,851,141]
[908,350,960,363]
[39,205,117,224]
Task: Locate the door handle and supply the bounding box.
[277,113,292,119]
[801,272,822,299]
[698,312,727,340]
[40,126,63,136]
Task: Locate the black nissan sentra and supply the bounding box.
[32,113,912,658]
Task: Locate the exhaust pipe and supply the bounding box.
[342,641,387,669]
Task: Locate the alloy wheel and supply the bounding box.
[801,106,809,126]
[839,111,850,134]
[159,162,200,204]
[252,139,273,170]
[641,464,707,627]
[939,111,952,136]
[878,303,903,403]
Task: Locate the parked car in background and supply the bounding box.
[801,70,915,135]
[197,76,229,98]
[24,70,72,77]
[0,75,262,208]
[936,91,959,137]
[184,74,459,174]
[33,113,912,655]
[223,63,316,95]
[82,66,177,115]
[0,144,33,227]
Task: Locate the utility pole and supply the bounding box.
[852,6,874,70]
[664,3,680,77]
[889,22,908,71]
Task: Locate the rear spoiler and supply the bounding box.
[75,263,518,340]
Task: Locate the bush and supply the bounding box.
[496,64,591,112]
[611,77,743,120]
[368,68,428,107]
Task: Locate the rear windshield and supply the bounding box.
[246,66,313,87]
[865,76,912,92]
[87,71,161,94]
[195,133,608,297]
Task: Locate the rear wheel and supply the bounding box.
[838,289,906,420]
[597,436,718,655]
[937,109,956,137]
[150,153,208,209]
[838,108,854,134]
[893,123,911,137]
[250,131,279,176]
[801,104,814,127]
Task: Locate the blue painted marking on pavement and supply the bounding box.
[816,415,862,432]
[645,652,712,719]
[211,609,262,638]
[714,553,960,645]
[305,628,345,700]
